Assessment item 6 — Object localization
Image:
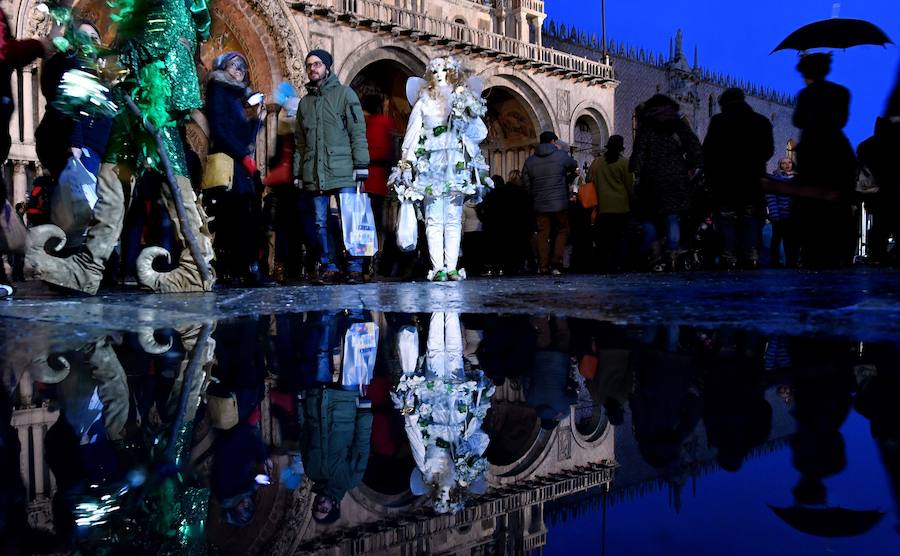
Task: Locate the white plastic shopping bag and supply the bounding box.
[396,200,418,252]
[339,185,378,257]
[341,321,379,387]
[51,156,97,239]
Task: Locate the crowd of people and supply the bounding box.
[2,7,900,298]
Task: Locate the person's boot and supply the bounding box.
[27,163,126,295]
[137,175,216,293]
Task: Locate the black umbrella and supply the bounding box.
[769,505,886,537]
[772,18,894,53]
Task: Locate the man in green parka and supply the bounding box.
[299,387,372,525]
[294,49,370,283]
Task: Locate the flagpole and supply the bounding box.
[601,0,608,64]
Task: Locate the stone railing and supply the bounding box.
[292,0,615,84]
[512,0,544,12]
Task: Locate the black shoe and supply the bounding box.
[346,271,365,284]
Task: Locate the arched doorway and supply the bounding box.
[349,58,419,135]
[572,112,609,170]
[482,87,539,181]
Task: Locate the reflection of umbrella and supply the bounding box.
[769,505,886,537]
[772,18,894,53]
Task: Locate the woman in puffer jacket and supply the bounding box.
[205,52,271,286]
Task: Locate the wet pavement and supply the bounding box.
[1,270,899,554]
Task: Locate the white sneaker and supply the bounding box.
[0,284,12,299]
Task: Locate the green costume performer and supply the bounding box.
[28,0,216,294]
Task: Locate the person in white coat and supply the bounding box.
[392,312,494,513]
[390,56,491,281]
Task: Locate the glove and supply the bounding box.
[242,155,258,175]
[353,168,369,183]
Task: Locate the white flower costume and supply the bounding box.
[391,312,494,513]
[389,57,492,279]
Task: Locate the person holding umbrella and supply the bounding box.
[791,53,857,268]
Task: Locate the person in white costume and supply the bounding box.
[392,312,494,513]
[389,57,492,282]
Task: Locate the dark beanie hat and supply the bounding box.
[306,49,334,71]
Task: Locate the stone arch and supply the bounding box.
[569,102,610,167]
[338,39,430,87]
[477,67,555,135]
[15,0,308,86]
[571,405,613,449]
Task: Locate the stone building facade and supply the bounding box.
[543,23,798,171]
[3,0,798,206]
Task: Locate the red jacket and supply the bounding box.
[363,113,396,197]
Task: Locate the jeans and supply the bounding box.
[718,205,761,263]
[314,187,364,273]
[642,213,682,255]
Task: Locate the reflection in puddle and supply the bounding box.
[1,313,898,554]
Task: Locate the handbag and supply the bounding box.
[396,200,418,252]
[202,152,234,190]
[339,184,378,257]
[207,392,239,430]
[577,181,598,210]
[0,200,26,255]
[51,156,95,240]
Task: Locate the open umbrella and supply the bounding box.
[772,18,894,53]
[769,505,886,537]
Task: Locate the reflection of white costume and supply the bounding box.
[391,57,490,280]
[392,312,494,513]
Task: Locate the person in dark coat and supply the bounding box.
[703,88,774,269]
[1,8,48,298]
[791,53,857,268]
[521,131,578,274]
[858,117,900,265]
[204,51,271,286]
[35,21,112,180]
[630,94,703,270]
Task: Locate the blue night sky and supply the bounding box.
[545,0,899,147]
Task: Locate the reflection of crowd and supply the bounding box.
[3,313,900,549]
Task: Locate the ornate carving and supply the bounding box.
[556,89,570,124]
[246,0,307,87]
[25,4,52,39]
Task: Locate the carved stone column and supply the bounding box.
[22,67,34,144]
[12,161,27,206]
[7,70,18,143]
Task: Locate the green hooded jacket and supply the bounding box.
[294,74,369,192]
[299,388,372,501]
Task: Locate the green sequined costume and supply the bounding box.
[28,0,216,294]
[106,0,209,176]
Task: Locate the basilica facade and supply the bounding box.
[3,0,796,209]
